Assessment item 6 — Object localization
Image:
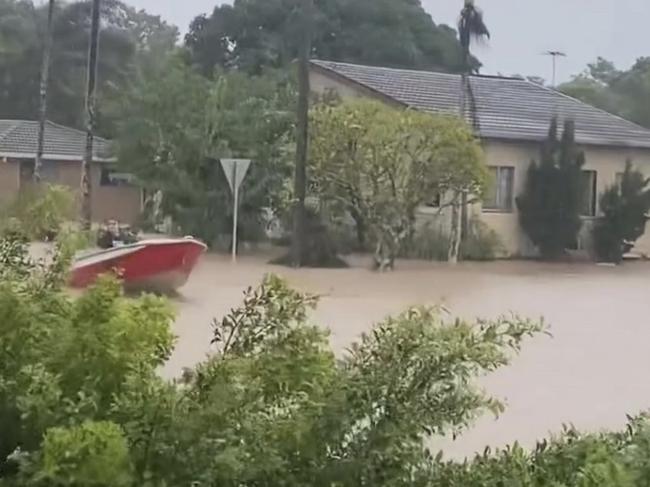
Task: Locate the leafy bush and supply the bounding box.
[1,185,75,241]
[594,161,650,263]
[9,231,650,487]
[402,223,450,261]
[428,414,650,486]
[0,233,544,486]
[272,208,348,267]
[404,219,504,262]
[0,234,175,481]
[461,218,506,261]
[38,421,133,486]
[517,118,585,259]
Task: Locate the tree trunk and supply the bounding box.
[290,0,313,267]
[81,0,100,230]
[349,205,366,250]
[461,190,469,236]
[35,0,55,183]
[448,195,462,264]
[448,70,469,264]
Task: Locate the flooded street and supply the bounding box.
[163,251,650,458]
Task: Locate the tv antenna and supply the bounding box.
[543,50,566,87]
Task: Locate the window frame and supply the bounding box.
[483,165,515,213]
[100,167,135,187]
[580,170,598,218]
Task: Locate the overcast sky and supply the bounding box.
[119,0,650,83]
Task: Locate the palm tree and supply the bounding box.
[448,0,489,263]
[34,0,56,183]
[81,0,101,230]
[290,0,313,267]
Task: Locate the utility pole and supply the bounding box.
[35,0,55,183]
[81,0,100,230]
[544,50,566,87]
[290,0,313,267]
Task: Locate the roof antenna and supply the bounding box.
[543,50,566,87]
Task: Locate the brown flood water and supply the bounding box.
[162,250,650,458]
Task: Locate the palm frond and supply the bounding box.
[458,1,490,52]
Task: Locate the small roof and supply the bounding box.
[311,60,650,149]
[0,120,113,161]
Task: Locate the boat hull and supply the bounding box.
[69,239,207,292]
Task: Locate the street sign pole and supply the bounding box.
[220,159,251,263]
[231,163,238,262]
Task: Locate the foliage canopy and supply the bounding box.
[115,58,295,245]
[517,118,586,259]
[560,57,650,129]
[594,161,650,262]
[310,99,487,268]
[0,234,546,486]
[185,0,475,76]
[0,0,178,134]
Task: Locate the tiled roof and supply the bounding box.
[0,120,113,161]
[311,60,650,149]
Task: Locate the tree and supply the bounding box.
[80,0,100,230]
[310,99,487,270]
[593,161,650,263]
[517,118,586,259]
[0,0,178,134]
[454,0,489,264]
[185,0,475,76]
[34,0,55,183]
[559,57,650,129]
[115,57,295,245]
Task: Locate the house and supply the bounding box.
[0,120,142,225]
[309,60,650,257]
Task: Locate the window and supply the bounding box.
[483,166,514,212]
[41,161,59,182]
[580,170,597,217]
[20,160,59,183]
[101,168,134,187]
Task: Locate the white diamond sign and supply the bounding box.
[220,159,251,194]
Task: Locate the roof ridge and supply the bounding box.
[311,59,461,81]
[0,119,110,144]
[525,81,650,134]
[311,59,523,82]
[45,120,109,144]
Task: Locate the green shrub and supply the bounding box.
[428,415,650,487]
[402,223,450,261]
[1,185,76,241]
[38,421,133,486]
[272,208,348,268]
[404,219,504,262]
[461,218,506,261]
[1,232,545,486]
[517,118,585,259]
[0,234,175,479]
[594,161,650,263]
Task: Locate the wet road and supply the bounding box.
[162,251,650,458]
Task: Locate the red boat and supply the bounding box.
[70,238,207,292]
